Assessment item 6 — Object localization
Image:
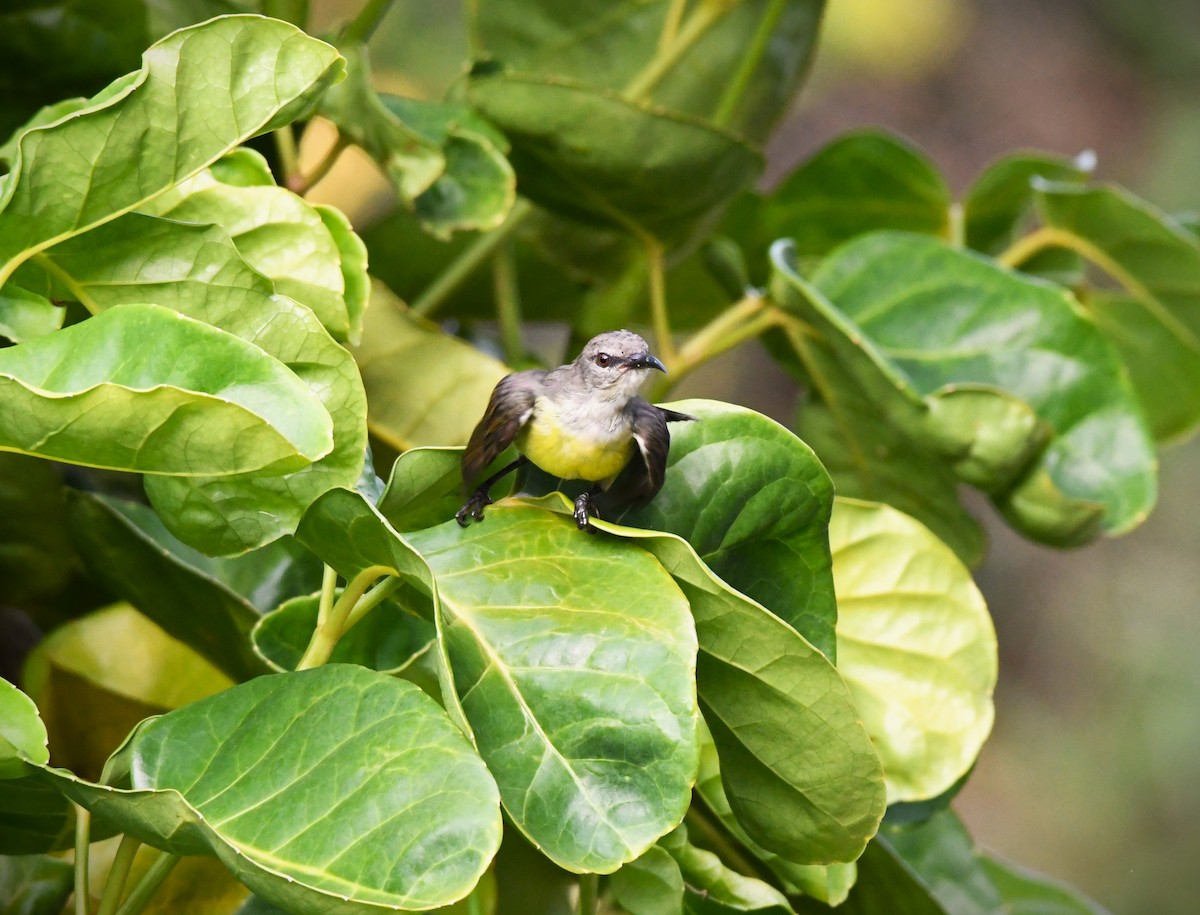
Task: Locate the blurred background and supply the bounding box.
[300,1,1200,911]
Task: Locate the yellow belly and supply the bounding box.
[517,408,634,482]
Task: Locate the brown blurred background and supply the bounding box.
[311,1,1200,910]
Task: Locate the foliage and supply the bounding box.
[2,2,1191,913]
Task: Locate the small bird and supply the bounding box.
[456,330,695,530]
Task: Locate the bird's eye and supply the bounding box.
[595,353,611,367]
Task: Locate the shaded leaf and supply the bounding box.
[0,15,344,284]
[0,284,62,343]
[978,854,1110,914]
[611,845,685,915]
[407,506,699,873]
[830,499,996,802]
[1034,180,1200,442]
[39,666,503,913]
[660,825,791,913]
[0,852,73,915]
[0,454,75,606]
[377,447,470,533]
[0,302,332,475]
[353,282,508,451]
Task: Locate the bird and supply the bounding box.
[456,330,695,531]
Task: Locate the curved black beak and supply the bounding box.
[626,352,667,373]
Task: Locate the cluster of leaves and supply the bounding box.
[3,2,1197,914]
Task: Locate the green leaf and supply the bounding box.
[1034,180,1200,442]
[65,492,321,681]
[0,302,333,475]
[611,400,838,660]
[0,679,48,775]
[829,499,996,802]
[252,592,434,673]
[744,130,951,264]
[377,447,470,534]
[529,492,886,865]
[0,284,63,342]
[143,147,362,341]
[468,0,824,145]
[406,506,699,874]
[660,826,791,913]
[962,151,1091,255]
[0,454,74,606]
[611,845,685,915]
[772,234,1158,547]
[466,73,762,242]
[0,14,344,285]
[0,777,77,855]
[0,852,73,915]
[352,282,509,451]
[22,602,233,781]
[39,666,503,913]
[978,854,1110,914]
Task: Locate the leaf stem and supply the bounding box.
[95,835,142,915]
[659,0,687,49]
[289,133,351,196]
[411,199,533,317]
[74,805,91,915]
[273,126,300,187]
[342,575,402,631]
[297,565,395,669]
[493,238,525,363]
[317,563,339,630]
[645,238,677,364]
[341,0,397,44]
[577,873,599,915]
[625,0,735,101]
[659,293,781,394]
[712,0,787,127]
[111,851,180,915]
[995,225,1070,269]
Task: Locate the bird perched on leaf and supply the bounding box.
[456,330,694,531]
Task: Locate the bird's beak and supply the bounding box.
[626,352,667,373]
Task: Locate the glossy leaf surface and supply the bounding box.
[0,303,331,475]
[830,499,996,802]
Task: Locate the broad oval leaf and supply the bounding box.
[528,493,886,865]
[45,666,503,913]
[0,302,332,475]
[0,15,344,283]
[466,73,762,242]
[771,234,1158,546]
[615,399,837,659]
[1034,180,1200,443]
[830,498,997,803]
[407,506,700,874]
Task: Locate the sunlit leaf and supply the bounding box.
[0,284,63,342]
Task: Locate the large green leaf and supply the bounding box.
[1034,180,1200,442]
[0,302,332,475]
[407,506,699,874]
[469,0,824,145]
[66,492,320,681]
[352,283,509,451]
[24,667,503,913]
[0,14,344,285]
[772,234,1158,547]
[528,493,885,865]
[829,499,996,802]
[0,852,73,915]
[143,147,361,342]
[614,400,837,660]
[466,73,762,242]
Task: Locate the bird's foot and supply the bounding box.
[456,489,493,527]
[573,492,600,533]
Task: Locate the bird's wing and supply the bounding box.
[462,370,545,484]
[657,406,697,423]
[608,397,675,508]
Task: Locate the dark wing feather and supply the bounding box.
[657,407,697,423]
[462,370,545,484]
[602,398,674,511]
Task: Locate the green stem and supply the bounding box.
[577,873,599,915]
[342,576,402,632]
[341,0,397,44]
[659,0,687,48]
[289,134,350,196]
[659,294,781,395]
[111,852,179,915]
[95,835,142,915]
[493,239,525,363]
[74,805,91,915]
[995,225,1068,269]
[273,126,300,187]
[316,564,338,629]
[645,238,677,364]
[411,199,533,317]
[297,565,393,669]
[625,0,734,101]
[712,0,786,127]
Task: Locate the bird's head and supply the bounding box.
[574,330,666,394]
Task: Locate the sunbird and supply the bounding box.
[456,330,695,531]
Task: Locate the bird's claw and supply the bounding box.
[456,489,493,527]
[573,493,600,533]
